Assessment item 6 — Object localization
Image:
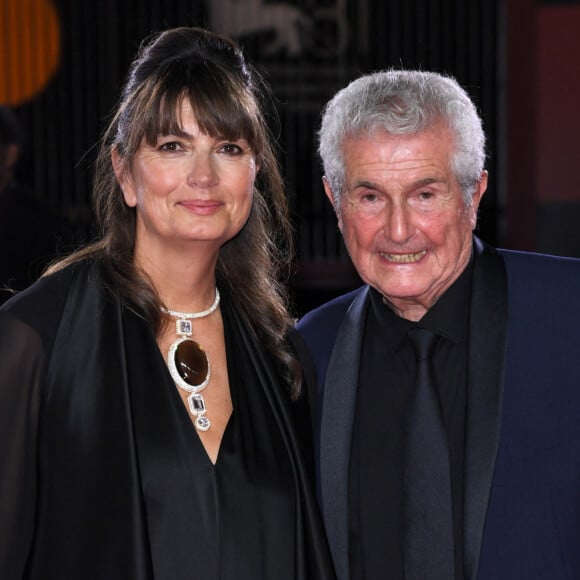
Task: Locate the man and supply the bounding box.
[297,70,580,580]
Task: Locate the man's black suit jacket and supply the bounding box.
[297,237,580,580]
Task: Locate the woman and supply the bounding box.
[0,27,335,579]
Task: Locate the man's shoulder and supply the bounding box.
[298,286,366,331]
[296,286,367,365]
[495,249,580,326]
[499,248,580,285]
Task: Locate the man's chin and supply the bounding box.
[372,281,429,303]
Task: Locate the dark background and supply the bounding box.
[4,0,580,316]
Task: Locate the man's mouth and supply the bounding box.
[379,250,427,263]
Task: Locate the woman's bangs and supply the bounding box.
[187,83,259,147]
[141,86,184,145]
[135,69,261,151]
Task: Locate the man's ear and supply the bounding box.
[322,176,343,231]
[468,170,488,229]
[111,146,136,207]
[322,176,335,209]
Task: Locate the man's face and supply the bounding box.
[325,125,486,321]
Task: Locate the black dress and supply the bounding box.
[0,260,335,579]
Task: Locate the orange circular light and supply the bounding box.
[0,0,61,106]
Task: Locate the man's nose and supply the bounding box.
[385,202,413,243]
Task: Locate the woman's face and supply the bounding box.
[114,100,257,261]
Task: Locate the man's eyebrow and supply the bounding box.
[351,179,380,190]
[412,177,445,188]
[350,176,444,190]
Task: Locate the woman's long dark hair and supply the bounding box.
[49,27,300,396]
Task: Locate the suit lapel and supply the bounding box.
[319,286,369,580]
[319,238,507,579]
[463,237,508,579]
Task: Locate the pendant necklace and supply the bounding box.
[161,288,220,432]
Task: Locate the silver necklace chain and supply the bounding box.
[160,288,220,320]
[160,288,220,432]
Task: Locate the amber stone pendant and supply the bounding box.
[168,338,211,392]
[175,339,208,385]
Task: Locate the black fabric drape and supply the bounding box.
[0,260,335,579]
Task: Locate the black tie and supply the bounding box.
[404,328,454,580]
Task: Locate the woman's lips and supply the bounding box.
[179,200,222,215]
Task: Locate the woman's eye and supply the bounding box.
[220,143,243,155]
[158,141,182,152]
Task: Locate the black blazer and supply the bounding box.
[297,237,580,580]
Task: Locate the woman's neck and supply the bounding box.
[134,244,219,312]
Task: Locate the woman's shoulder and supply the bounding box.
[0,259,96,337]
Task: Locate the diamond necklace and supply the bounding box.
[161,288,220,431]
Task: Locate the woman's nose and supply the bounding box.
[186,153,218,189]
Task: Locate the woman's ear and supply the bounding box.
[111,146,136,207]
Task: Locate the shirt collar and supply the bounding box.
[368,254,474,348]
[420,257,473,343]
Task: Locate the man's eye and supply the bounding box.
[360,192,380,203]
[418,191,434,200]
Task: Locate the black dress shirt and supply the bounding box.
[349,260,473,579]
